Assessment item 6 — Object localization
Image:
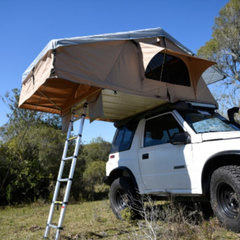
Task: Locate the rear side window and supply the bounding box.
[110,122,138,153]
[144,113,184,147]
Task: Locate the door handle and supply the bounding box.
[142,153,149,159]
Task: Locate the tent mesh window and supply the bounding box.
[145,53,191,86]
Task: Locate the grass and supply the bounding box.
[0,199,240,240]
[0,200,132,240]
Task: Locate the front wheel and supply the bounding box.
[109,177,140,219]
[210,166,240,232]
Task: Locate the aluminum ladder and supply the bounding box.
[44,103,88,240]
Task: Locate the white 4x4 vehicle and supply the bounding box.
[104,101,240,232]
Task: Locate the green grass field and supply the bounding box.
[0,200,132,240]
[1,200,240,240]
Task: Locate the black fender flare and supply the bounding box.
[201,150,240,196]
[103,166,139,191]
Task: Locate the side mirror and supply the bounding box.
[170,132,191,145]
[227,107,240,128]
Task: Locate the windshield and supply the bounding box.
[179,110,240,133]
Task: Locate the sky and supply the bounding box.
[0,0,229,143]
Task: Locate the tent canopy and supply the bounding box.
[19,28,223,129]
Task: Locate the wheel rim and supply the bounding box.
[115,188,128,211]
[217,182,239,219]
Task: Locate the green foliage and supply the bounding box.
[83,161,106,193]
[0,125,65,205]
[82,136,111,163]
[83,161,106,184]
[81,137,111,200]
[0,89,64,204]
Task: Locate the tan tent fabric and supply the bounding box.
[87,90,104,123]
[19,28,219,130]
[139,42,215,95]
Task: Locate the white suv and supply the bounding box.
[104,101,240,232]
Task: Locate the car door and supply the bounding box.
[138,112,193,192]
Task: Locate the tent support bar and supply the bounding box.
[37,90,62,111]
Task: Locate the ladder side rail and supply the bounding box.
[62,111,75,158]
[44,112,75,238]
[72,103,87,158]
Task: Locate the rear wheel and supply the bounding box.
[210,166,240,232]
[110,177,140,219]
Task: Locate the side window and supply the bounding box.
[144,114,184,147]
[110,121,138,153]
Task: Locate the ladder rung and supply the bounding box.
[58,178,70,182]
[62,156,74,161]
[68,135,78,141]
[48,224,58,229]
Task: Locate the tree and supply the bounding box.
[198,0,240,83]
[82,136,111,163]
[197,0,240,119]
[0,89,64,204]
[0,88,61,142]
[83,161,106,197]
[81,137,111,200]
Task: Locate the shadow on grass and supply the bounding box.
[122,199,214,226]
[61,226,133,239]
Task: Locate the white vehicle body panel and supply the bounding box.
[105,103,240,198]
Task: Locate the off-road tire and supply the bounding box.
[210,165,240,232]
[110,177,140,219]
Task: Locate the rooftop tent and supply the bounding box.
[19,28,222,129]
